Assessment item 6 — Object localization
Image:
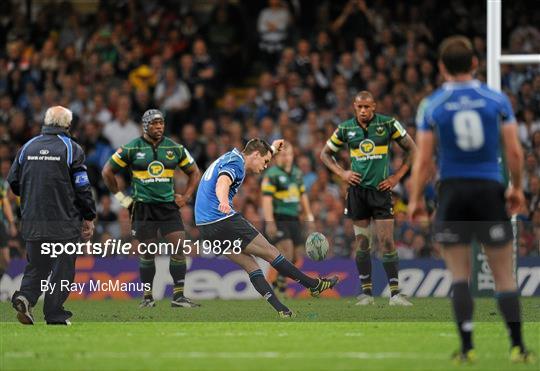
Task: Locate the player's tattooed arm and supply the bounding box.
[378,134,417,191]
[320,144,361,186]
[395,133,417,178]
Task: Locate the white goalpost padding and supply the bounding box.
[485,0,540,289]
[487,0,540,90]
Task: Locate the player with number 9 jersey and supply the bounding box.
[416,80,515,182]
[410,35,531,364]
[415,79,517,246]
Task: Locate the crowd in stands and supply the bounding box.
[0,0,538,260]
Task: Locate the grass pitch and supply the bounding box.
[1,298,539,370]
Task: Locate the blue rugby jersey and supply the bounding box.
[416,80,516,182]
[195,148,245,225]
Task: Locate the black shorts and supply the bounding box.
[434,179,512,247]
[132,202,184,241]
[345,186,393,220]
[198,213,259,251]
[271,214,304,246]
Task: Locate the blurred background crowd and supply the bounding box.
[0,0,538,262]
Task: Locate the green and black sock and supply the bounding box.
[355,249,372,296]
[170,256,187,300]
[382,251,400,296]
[139,257,156,299]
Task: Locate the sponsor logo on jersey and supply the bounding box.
[147,161,165,177]
[166,150,175,160]
[348,132,356,138]
[359,139,375,154]
[279,175,287,183]
[136,152,146,159]
[39,149,50,155]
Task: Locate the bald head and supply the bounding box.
[44,106,72,128]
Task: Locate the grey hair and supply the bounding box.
[44,106,73,128]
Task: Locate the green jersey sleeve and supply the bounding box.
[177,146,195,171]
[390,119,407,140]
[327,126,346,152]
[109,146,131,171]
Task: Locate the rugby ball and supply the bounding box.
[305,232,329,261]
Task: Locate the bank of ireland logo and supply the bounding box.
[359,139,375,155]
[148,161,165,177]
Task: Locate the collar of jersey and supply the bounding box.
[232,148,245,163]
[442,79,481,90]
[354,115,374,128]
[141,135,164,147]
[277,164,293,174]
[41,126,70,136]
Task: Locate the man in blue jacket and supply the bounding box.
[8,106,96,325]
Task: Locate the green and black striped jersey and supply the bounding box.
[109,136,194,203]
[262,165,305,217]
[327,114,406,189]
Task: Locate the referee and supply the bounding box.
[8,106,96,325]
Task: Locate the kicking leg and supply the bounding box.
[244,234,338,296]
[227,251,290,315]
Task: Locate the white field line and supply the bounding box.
[3,351,448,360]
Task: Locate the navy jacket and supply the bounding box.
[7,126,97,241]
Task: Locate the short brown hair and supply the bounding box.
[355,90,374,101]
[243,138,272,155]
[439,36,474,75]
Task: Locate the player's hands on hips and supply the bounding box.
[81,220,95,241]
[341,170,361,186]
[378,174,398,192]
[505,185,525,214]
[174,193,189,208]
[271,139,285,154]
[218,201,232,214]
